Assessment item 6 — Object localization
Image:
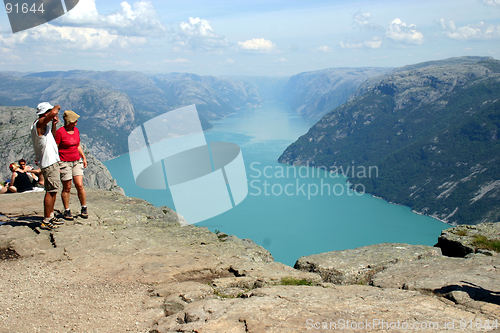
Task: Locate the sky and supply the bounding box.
[0,0,499,76]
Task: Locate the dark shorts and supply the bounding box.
[42,163,60,193]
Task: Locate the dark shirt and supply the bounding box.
[13,172,33,193]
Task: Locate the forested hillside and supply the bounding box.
[279,57,500,225]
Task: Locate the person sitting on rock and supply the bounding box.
[18,158,44,187]
[7,162,34,193]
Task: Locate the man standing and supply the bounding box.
[31,102,62,230]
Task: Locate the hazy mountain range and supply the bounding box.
[282,67,392,118]
[0,67,387,160]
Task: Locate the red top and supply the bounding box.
[55,127,81,162]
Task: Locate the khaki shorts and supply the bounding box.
[42,163,61,193]
[60,160,84,182]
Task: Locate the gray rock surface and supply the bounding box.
[435,223,500,257]
[155,285,492,333]
[352,56,495,107]
[0,106,123,193]
[294,243,441,284]
[1,190,499,332]
[0,189,318,332]
[372,255,500,318]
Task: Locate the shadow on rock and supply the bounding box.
[1,216,44,234]
[435,281,500,306]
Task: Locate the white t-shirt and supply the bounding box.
[30,119,60,169]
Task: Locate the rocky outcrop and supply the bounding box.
[294,228,500,327]
[156,285,490,333]
[1,189,499,332]
[371,255,500,317]
[0,189,319,332]
[435,223,500,257]
[0,106,122,193]
[294,243,442,285]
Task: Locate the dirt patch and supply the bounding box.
[173,268,236,284]
[0,248,20,260]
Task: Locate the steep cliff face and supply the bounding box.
[279,57,500,225]
[0,106,122,193]
[282,67,392,118]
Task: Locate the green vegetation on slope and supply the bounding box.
[279,58,500,225]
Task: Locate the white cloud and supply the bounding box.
[340,37,382,49]
[238,38,276,53]
[352,11,384,31]
[60,0,100,25]
[315,45,334,53]
[225,58,235,64]
[385,18,424,44]
[364,37,383,48]
[343,15,419,49]
[439,19,500,40]
[0,47,21,62]
[0,0,161,52]
[275,58,288,63]
[115,60,133,66]
[174,17,229,52]
[0,24,146,50]
[354,11,372,27]
[482,0,500,6]
[60,0,166,37]
[163,58,190,63]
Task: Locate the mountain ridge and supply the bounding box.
[2,66,392,161]
[282,67,392,118]
[279,56,500,225]
[1,71,264,160]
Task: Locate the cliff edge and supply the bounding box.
[0,189,499,332]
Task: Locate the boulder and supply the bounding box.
[294,243,441,284]
[435,222,500,257]
[372,254,500,318]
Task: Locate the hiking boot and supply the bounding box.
[63,209,74,221]
[40,220,58,230]
[80,206,88,219]
[50,217,64,225]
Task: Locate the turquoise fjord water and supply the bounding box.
[104,103,448,266]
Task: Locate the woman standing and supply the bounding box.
[55,110,88,220]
